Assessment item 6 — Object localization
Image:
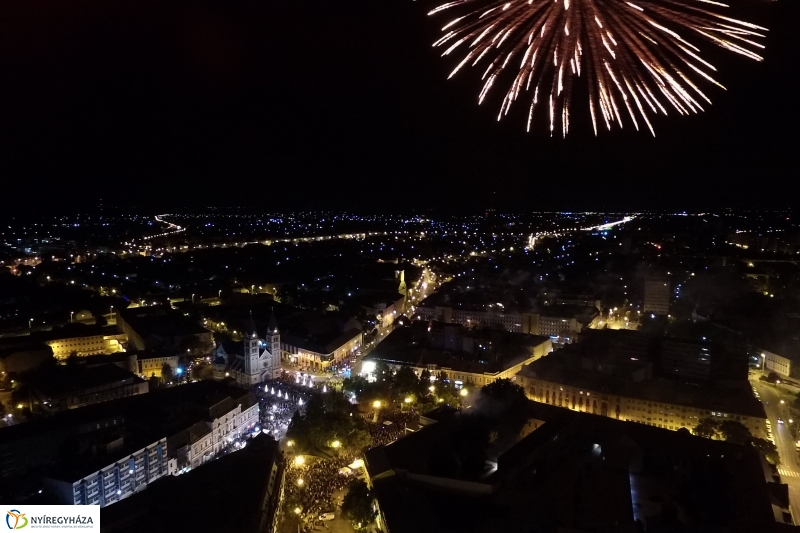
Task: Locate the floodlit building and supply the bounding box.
[280,328,362,372]
[212,312,283,386]
[41,325,127,360]
[169,388,259,471]
[515,351,766,437]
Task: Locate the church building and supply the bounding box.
[213,311,283,386]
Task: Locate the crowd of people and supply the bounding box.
[247,373,426,531]
[364,411,418,449]
[285,455,357,530]
[254,376,318,440]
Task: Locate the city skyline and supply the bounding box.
[2,210,800,531]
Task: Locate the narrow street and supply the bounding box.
[752,380,800,518]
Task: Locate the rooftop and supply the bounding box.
[45,432,163,483]
[118,305,209,339]
[365,321,550,375]
[30,363,143,399]
[367,400,780,533]
[0,380,254,444]
[100,433,282,533]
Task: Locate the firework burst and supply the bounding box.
[430,0,766,136]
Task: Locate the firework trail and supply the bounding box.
[430,0,766,136]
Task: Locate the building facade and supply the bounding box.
[44,437,168,507]
[369,336,552,388]
[173,391,260,471]
[213,313,282,386]
[515,365,766,438]
[281,329,362,372]
[139,354,180,379]
[415,306,582,338]
[45,331,127,360]
[762,349,791,376]
[644,278,670,316]
[362,294,406,329]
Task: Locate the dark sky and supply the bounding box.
[0,0,797,213]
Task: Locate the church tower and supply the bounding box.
[396,270,407,297]
[244,312,260,376]
[266,309,281,375]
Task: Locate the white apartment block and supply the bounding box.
[44,438,168,507]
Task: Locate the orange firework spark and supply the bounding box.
[430,0,766,136]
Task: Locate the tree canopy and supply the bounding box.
[481,378,526,406]
[693,417,780,464]
[286,391,370,454]
[341,479,377,530]
[161,362,174,383]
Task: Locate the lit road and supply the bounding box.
[752,380,800,518]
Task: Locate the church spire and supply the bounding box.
[267,308,279,335]
[246,310,258,338]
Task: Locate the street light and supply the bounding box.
[761,353,766,372]
[331,440,341,449]
[70,311,74,323]
[295,455,305,466]
[460,389,468,397]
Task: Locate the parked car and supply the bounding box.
[319,512,335,522]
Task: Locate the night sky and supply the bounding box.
[0,0,797,212]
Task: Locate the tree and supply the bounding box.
[420,369,431,382]
[693,418,721,439]
[342,376,369,396]
[65,352,80,365]
[394,366,420,396]
[694,418,779,464]
[161,363,174,383]
[287,393,372,454]
[719,420,751,445]
[481,378,526,406]
[341,480,376,530]
[374,361,393,384]
[752,437,781,465]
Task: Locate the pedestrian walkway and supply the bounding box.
[779,468,800,478]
